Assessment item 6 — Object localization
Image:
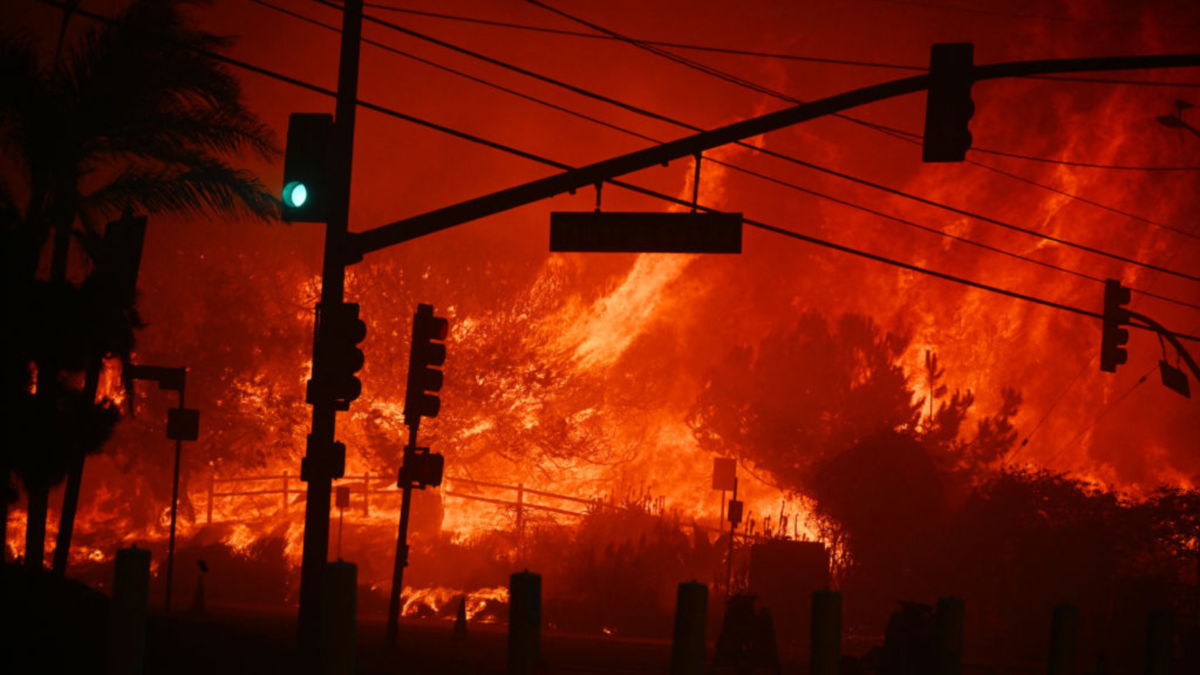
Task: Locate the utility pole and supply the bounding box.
[296,0,363,651]
[726,478,742,598]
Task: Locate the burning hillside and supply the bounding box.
[3,0,1198,667]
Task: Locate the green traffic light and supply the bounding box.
[283,181,308,208]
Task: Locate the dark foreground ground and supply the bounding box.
[1,566,1137,675]
[18,601,1060,675]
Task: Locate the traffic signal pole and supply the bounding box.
[1128,310,1200,382]
[386,426,418,646]
[387,304,448,645]
[297,0,362,652]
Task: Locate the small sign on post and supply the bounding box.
[166,408,200,442]
[712,458,736,491]
[727,499,744,526]
[550,211,742,254]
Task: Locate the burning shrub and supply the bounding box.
[808,429,951,625]
[535,501,718,637]
[171,525,294,605]
[943,468,1198,665]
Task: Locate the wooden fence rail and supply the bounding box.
[202,472,614,525]
[200,471,773,544]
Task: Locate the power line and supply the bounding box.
[1013,211,1200,451]
[1011,358,1095,458]
[247,0,648,142]
[356,2,1200,87]
[348,5,1200,239]
[526,0,1200,173]
[803,107,1200,240]
[314,0,1200,281]
[962,159,1200,241]
[863,0,1184,27]
[41,0,1200,346]
[503,0,1200,281]
[359,2,924,71]
[1040,366,1153,469]
[270,0,1200,309]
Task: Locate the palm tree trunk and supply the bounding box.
[26,202,74,571]
[49,211,73,282]
[24,481,49,570]
[52,356,101,576]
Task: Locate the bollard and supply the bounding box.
[935,597,964,675]
[810,588,841,675]
[671,581,708,675]
[508,570,542,675]
[108,546,151,675]
[320,561,357,675]
[453,595,469,641]
[1048,604,1079,675]
[192,574,206,614]
[1146,610,1174,675]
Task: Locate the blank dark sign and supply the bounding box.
[550,211,742,253]
[167,408,201,442]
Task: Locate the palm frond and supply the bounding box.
[81,156,280,223]
[61,0,274,164]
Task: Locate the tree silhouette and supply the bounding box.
[686,311,1025,620]
[686,311,921,491]
[1,0,278,568]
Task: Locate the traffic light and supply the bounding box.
[398,446,444,489]
[281,113,334,222]
[1100,279,1132,373]
[307,302,367,410]
[922,42,975,163]
[404,303,449,427]
[96,209,147,306]
[329,441,346,479]
[301,437,346,481]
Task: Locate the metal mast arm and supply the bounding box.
[352,53,1199,258]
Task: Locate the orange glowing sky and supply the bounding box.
[4,0,1199,570]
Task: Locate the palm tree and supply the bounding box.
[2,0,280,570]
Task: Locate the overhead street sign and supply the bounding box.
[550,212,742,254]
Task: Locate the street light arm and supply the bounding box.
[126,364,186,391]
[351,52,1199,258]
[1128,310,1200,384]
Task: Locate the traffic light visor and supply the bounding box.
[434,318,449,340]
[284,181,308,208]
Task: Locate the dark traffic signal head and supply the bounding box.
[282,113,334,222]
[301,436,346,481]
[307,302,367,410]
[398,446,444,489]
[96,210,147,306]
[923,42,975,163]
[1100,279,1132,373]
[405,304,449,427]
